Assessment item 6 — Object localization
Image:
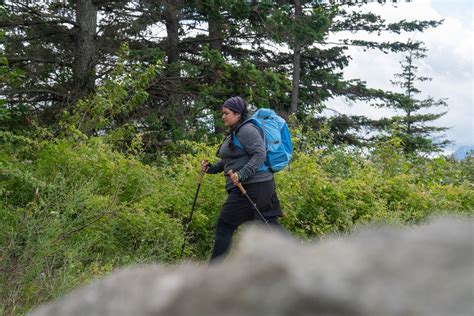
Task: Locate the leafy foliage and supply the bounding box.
[1,129,472,314]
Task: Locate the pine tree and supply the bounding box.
[0,0,445,149]
[375,44,450,154]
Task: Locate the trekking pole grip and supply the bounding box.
[198,160,208,183]
[198,167,206,183]
[227,170,246,194]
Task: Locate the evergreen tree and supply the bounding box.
[0,0,444,149]
[233,1,441,116]
[374,44,449,154]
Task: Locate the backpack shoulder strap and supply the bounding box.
[233,118,270,172]
[234,118,254,134]
[232,118,263,150]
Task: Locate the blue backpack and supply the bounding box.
[233,108,293,173]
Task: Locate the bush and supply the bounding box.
[0,137,188,314]
[1,134,472,314]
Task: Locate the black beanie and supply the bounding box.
[223,96,246,114]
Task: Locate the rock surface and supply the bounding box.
[29,217,474,316]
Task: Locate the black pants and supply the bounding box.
[210,179,285,261]
[210,216,284,261]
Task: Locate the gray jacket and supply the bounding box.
[207,122,273,191]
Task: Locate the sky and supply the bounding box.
[326,0,473,154]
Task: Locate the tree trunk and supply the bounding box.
[164,0,183,130]
[208,6,226,134]
[290,42,301,115]
[74,0,97,102]
[289,0,302,115]
[164,0,180,66]
[208,10,223,52]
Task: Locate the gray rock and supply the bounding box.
[29,217,474,316]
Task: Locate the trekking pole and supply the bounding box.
[227,170,269,226]
[180,166,206,258]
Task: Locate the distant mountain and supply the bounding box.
[453,145,474,161]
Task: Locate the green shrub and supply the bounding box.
[1,135,472,314]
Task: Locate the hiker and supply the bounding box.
[201,96,285,261]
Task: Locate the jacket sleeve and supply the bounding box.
[236,124,266,182]
[207,160,224,174]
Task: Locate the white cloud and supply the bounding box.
[326,0,474,152]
